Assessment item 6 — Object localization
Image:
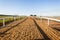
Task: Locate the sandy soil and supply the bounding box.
[0,17,44,40]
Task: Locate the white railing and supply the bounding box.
[0,18,5,27]
[0,16,20,27]
[39,17,60,25]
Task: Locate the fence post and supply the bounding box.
[48,19,50,25]
[3,18,5,27]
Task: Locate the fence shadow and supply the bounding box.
[33,19,51,40]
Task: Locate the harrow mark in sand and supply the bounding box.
[0,17,27,34]
[0,17,60,40]
[33,19,50,40]
[0,17,44,40]
[34,19,60,40]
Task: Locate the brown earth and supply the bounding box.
[0,17,44,40]
[36,18,60,40]
[0,17,60,40]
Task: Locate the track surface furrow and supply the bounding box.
[35,19,60,40]
[0,17,44,40]
[0,17,60,40]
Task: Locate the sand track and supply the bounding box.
[0,17,44,40]
[0,17,60,40]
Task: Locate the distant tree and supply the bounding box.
[34,15,37,16]
[30,15,33,16]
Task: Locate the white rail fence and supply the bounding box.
[38,17,60,25]
[0,17,20,27]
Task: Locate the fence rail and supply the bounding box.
[38,17,60,25]
[0,17,20,27]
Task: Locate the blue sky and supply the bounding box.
[0,0,60,16]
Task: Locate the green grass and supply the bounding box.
[0,15,13,22]
[0,16,26,23]
[0,18,14,23]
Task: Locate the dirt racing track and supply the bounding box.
[0,17,60,40]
